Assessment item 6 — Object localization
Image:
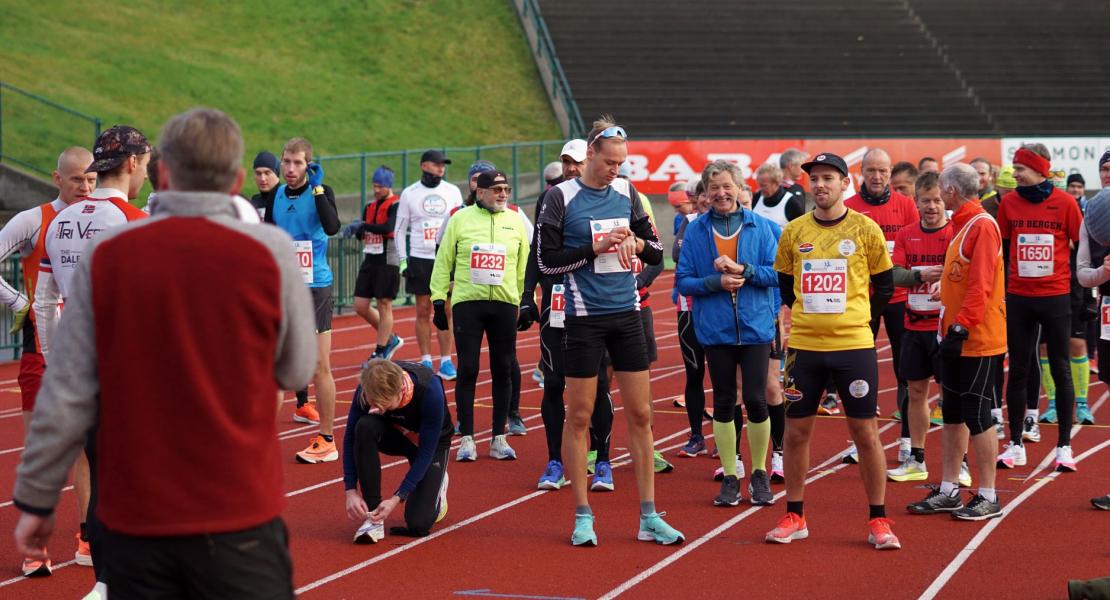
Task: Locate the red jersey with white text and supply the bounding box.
[996,188,1082,297]
[845,190,919,303]
[892,221,953,331]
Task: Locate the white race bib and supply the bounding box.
[294,240,314,284]
[907,265,942,312]
[1101,296,1110,341]
[363,232,384,255]
[469,243,507,285]
[1016,233,1053,278]
[421,219,443,249]
[800,259,847,314]
[550,284,566,328]
[591,218,631,273]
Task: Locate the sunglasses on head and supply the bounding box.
[587,126,627,146]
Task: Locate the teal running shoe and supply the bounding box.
[571,513,597,546]
[638,512,684,545]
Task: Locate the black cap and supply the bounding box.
[801,152,849,177]
[420,149,452,165]
[1067,173,1085,186]
[1100,149,1110,168]
[475,170,509,189]
[86,125,151,173]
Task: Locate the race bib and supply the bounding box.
[630,256,644,274]
[885,240,896,256]
[800,259,847,314]
[294,240,314,284]
[421,219,442,249]
[907,265,941,312]
[363,232,384,255]
[591,218,631,273]
[469,243,507,285]
[1101,296,1110,341]
[550,284,566,328]
[1016,233,1053,278]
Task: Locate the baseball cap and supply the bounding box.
[468,160,496,180]
[475,170,509,189]
[543,161,563,184]
[560,139,587,163]
[420,149,452,165]
[801,152,849,177]
[86,125,151,173]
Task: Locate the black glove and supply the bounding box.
[433,300,449,331]
[517,298,538,331]
[939,324,969,361]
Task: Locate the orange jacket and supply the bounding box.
[940,201,1006,356]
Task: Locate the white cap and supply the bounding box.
[543,161,563,182]
[560,139,587,163]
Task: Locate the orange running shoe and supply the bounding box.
[74,533,93,566]
[765,512,808,544]
[21,551,52,577]
[296,435,338,464]
[867,517,902,550]
[294,402,320,425]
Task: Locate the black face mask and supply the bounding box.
[421,170,442,188]
[859,183,891,206]
[1016,180,1055,203]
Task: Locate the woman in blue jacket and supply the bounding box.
[676,160,781,508]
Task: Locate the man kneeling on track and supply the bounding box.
[345,359,452,544]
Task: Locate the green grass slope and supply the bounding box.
[0,0,559,180]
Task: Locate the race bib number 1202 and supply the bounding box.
[800,259,847,314]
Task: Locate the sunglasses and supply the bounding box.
[587,126,628,146]
[486,185,512,194]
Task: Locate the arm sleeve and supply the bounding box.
[394,194,410,262]
[273,238,318,390]
[522,194,547,298]
[537,191,595,274]
[31,269,60,362]
[954,221,1002,329]
[892,266,919,288]
[396,379,447,497]
[360,203,398,235]
[630,188,663,266]
[778,273,796,307]
[785,194,805,222]
[1077,225,1110,288]
[342,391,364,490]
[869,269,895,322]
[315,185,341,236]
[0,210,36,311]
[636,258,664,290]
[429,217,457,303]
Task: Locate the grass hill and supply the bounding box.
[0,0,559,181]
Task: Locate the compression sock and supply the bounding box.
[713,419,738,477]
[1072,355,1090,405]
[1040,356,1056,402]
[769,402,785,452]
[747,417,771,473]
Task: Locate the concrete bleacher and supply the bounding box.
[537,0,1108,137]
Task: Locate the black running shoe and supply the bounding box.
[907,488,963,514]
[714,475,741,506]
[951,494,1002,521]
[748,470,774,506]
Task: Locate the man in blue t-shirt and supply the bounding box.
[268,137,342,464]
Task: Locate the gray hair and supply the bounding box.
[939,163,980,199]
[159,107,244,192]
[755,162,783,182]
[779,148,807,169]
[701,159,743,190]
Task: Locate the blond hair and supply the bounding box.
[586,114,624,149]
[159,108,243,192]
[359,358,405,410]
[282,137,314,163]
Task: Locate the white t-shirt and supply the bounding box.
[394,180,463,260]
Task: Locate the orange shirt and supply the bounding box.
[940,201,1006,357]
[713,228,739,262]
[996,188,1082,297]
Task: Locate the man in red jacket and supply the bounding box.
[12,108,316,598]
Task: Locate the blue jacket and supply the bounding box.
[675,208,781,346]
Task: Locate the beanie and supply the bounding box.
[252,151,279,174]
[372,165,395,188]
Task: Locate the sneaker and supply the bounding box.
[1022,417,1041,443]
[897,437,911,463]
[438,359,458,381]
[382,334,405,360]
[638,512,685,545]
[490,434,517,460]
[958,461,973,488]
[1039,401,1058,424]
[1054,445,1077,472]
[571,513,597,546]
[907,487,963,514]
[420,358,434,370]
[867,517,901,550]
[714,475,741,506]
[538,460,567,490]
[456,435,477,461]
[591,461,614,492]
[295,435,338,463]
[531,367,544,388]
[654,450,674,473]
[586,450,597,474]
[714,455,744,481]
[765,512,808,544]
[507,413,527,436]
[930,405,944,425]
[843,441,859,464]
[435,472,449,523]
[1091,494,1110,510]
[710,446,719,459]
[819,394,841,415]
[678,433,707,457]
[770,451,785,483]
[996,442,1026,468]
[1076,401,1095,425]
[887,458,928,482]
[21,553,51,577]
[748,470,774,505]
[353,517,384,543]
[994,418,1006,440]
[453,422,461,436]
[673,397,686,408]
[74,533,92,567]
[891,409,902,422]
[293,402,320,425]
[952,494,1002,521]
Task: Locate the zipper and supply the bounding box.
[489,211,495,302]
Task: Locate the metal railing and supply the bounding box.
[0,256,22,360]
[0,81,103,177]
[511,0,585,139]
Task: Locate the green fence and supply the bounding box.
[0,81,103,177]
[0,256,23,360]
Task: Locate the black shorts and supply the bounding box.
[403,256,435,296]
[355,258,400,300]
[940,354,1001,435]
[311,285,334,333]
[564,310,650,377]
[783,347,878,419]
[640,306,657,364]
[899,329,941,382]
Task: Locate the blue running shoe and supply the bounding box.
[591,461,614,492]
[538,460,566,490]
[438,359,457,381]
[1077,401,1095,425]
[571,513,597,546]
[1040,400,1058,424]
[420,358,434,370]
[678,433,707,457]
[638,512,684,545]
[586,450,597,475]
[531,367,544,388]
[382,334,405,360]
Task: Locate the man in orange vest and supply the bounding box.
[349,166,405,359]
[907,163,1006,521]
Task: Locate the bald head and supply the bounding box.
[53,147,97,204]
[860,148,892,196]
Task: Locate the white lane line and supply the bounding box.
[1022,390,1107,483]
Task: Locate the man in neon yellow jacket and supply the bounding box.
[430,170,531,461]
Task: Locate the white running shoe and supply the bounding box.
[994,418,1006,440]
[490,434,517,460]
[1022,417,1041,443]
[996,442,1026,468]
[353,517,384,544]
[843,441,859,464]
[958,461,973,487]
[712,455,744,481]
[1054,445,1077,472]
[897,437,911,463]
[456,435,477,462]
[886,458,928,482]
[770,451,785,483]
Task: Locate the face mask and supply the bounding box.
[421,170,442,187]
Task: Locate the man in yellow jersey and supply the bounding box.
[765,153,901,550]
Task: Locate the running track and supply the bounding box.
[0,271,1108,599]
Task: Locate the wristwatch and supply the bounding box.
[948,323,969,338]
[313,185,325,196]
